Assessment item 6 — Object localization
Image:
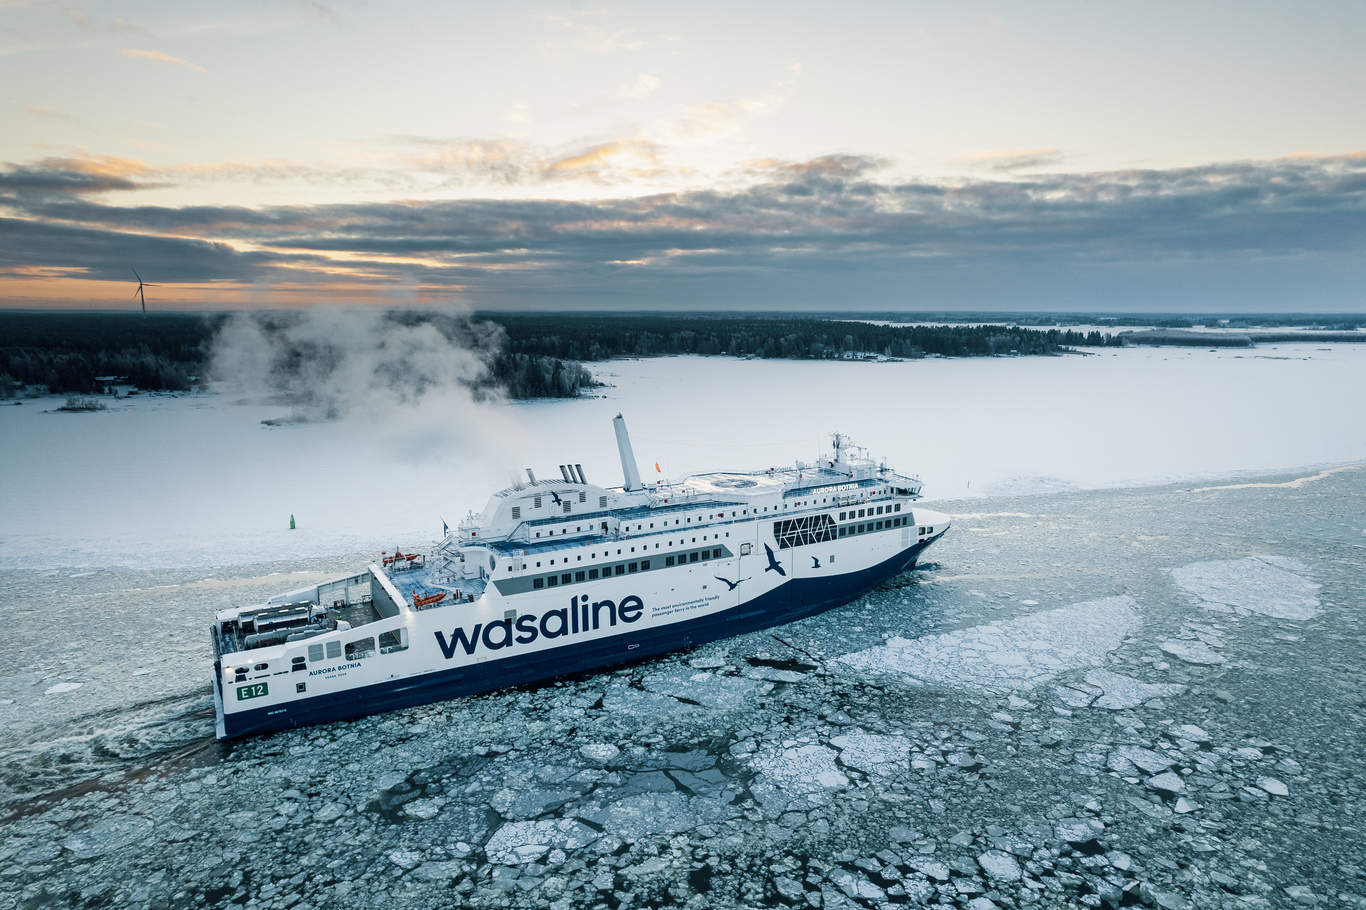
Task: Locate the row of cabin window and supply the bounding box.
[302,629,408,665]
[839,503,901,521]
[529,548,724,589]
[519,531,729,566]
[838,515,909,537]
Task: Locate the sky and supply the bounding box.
[1,0,1364,313]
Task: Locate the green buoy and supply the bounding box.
[290,514,296,530]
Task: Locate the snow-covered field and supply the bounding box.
[2,343,1363,570]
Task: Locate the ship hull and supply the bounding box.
[217,535,938,740]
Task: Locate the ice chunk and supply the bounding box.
[484,819,599,865]
[837,597,1139,694]
[44,682,83,694]
[748,743,848,812]
[829,731,912,777]
[579,743,620,765]
[587,791,736,839]
[62,816,154,859]
[1146,772,1185,793]
[1056,685,1099,708]
[1178,724,1211,742]
[606,669,762,714]
[1159,640,1224,665]
[1085,669,1186,709]
[488,785,581,820]
[1112,745,1174,775]
[1056,818,1105,844]
[602,683,695,718]
[1169,557,1320,620]
[977,850,1022,882]
[389,850,422,870]
[412,861,464,883]
[832,871,885,900]
[1258,777,1289,797]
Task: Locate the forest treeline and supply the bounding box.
[0,312,1122,398]
[488,314,1119,362]
[23,309,1339,399]
[0,312,604,399]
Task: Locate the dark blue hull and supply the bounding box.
[219,536,940,739]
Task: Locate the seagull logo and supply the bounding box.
[714,575,750,591]
[763,543,786,576]
[549,490,563,506]
[811,556,821,568]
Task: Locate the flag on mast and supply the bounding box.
[655,462,661,472]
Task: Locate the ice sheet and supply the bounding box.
[836,596,1139,694]
[2,343,1364,569]
[1168,557,1322,620]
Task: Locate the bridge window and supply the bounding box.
[576,571,585,582]
[589,568,599,579]
[379,629,408,654]
[562,574,571,585]
[547,575,558,587]
[615,564,625,576]
[533,578,544,589]
[641,560,650,570]
[326,641,342,659]
[344,637,375,661]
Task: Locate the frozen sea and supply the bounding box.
[1,343,1365,910]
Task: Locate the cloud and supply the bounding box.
[537,13,643,54]
[505,103,532,124]
[618,74,660,100]
[663,92,787,143]
[27,105,87,127]
[3,152,1366,310]
[119,48,207,73]
[957,147,1068,173]
[0,154,162,198]
[546,138,666,180]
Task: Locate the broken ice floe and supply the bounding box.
[837,597,1138,694]
[44,682,83,695]
[828,731,912,778]
[748,743,849,812]
[62,816,155,860]
[1109,745,1173,775]
[484,818,600,864]
[1055,669,1184,711]
[1159,639,1224,665]
[602,669,762,716]
[1169,557,1320,620]
[587,791,738,840]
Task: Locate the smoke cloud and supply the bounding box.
[207,305,529,463]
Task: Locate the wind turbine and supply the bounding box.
[132,268,159,317]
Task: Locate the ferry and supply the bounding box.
[211,417,951,739]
